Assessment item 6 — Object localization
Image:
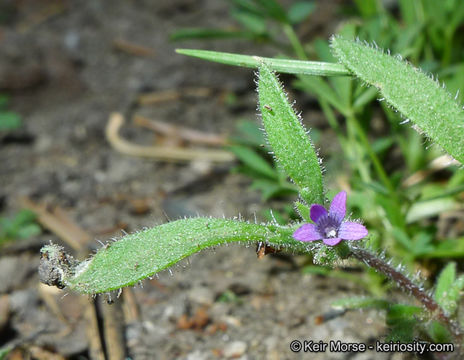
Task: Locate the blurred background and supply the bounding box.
[1,0,463,359]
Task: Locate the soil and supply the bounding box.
[0,1,416,359]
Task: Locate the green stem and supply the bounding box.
[346,115,371,183]
[319,98,343,139]
[348,114,397,198]
[282,23,308,60]
[441,30,454,66]
[176,49,349,76]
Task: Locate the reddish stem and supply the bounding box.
[350,246,463,354]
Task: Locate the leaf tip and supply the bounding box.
[39,243,77,290]
[175,48,187,55]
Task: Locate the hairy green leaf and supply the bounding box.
[435,262,464,315]
[386,304,423,342]
[427,320,453,343]
[331,36,464,163]
[258,63,324,205]
[41,218,310,294]
[435,262,456,305]
[294,201,310,221]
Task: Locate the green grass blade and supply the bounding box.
[41,218,309,294]
[258,63,324,205]
[331,36,464,163]
[227,145,278,180]
[332,296,390,310]
[0,346,12,360]
[294,76,350,116]
[231,9,267,34]
[170,28,255,41]
[287,1,315,24]
[176,49,349,76]
[0,112,21,131]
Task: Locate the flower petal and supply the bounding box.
[310,204,327,223]
[338,222,368,240]
[329,191,346,222]
[323,238,342,246]
[293,224,321,242]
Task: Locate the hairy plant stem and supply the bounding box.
[349,245,463,348]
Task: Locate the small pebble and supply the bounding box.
[223,341,247,358]
[185,350,208,360]
[188,286,214,306]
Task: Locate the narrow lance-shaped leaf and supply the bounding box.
[39,218,310,295]
[258,63,324,205]
[227,145,278,180]
[331,36,464,163]
[176,49,350,76]
[331,296,390,310]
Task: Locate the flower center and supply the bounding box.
[316,214,341,239]
[324,227,337,238]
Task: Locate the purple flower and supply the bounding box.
[293,191,368,246]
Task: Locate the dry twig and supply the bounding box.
[83,299,106,360]
[102,301,126,360]
[24,197,128,360]
[16,2,66,33]
[19,198,90,251]
[133,114,228,146]
[122,288,140,323]
[137,87,212,105]
[402,154,459,187]
[112,38,156,57]
[106,112,234,163]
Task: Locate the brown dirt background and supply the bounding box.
[0,1,418,359]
